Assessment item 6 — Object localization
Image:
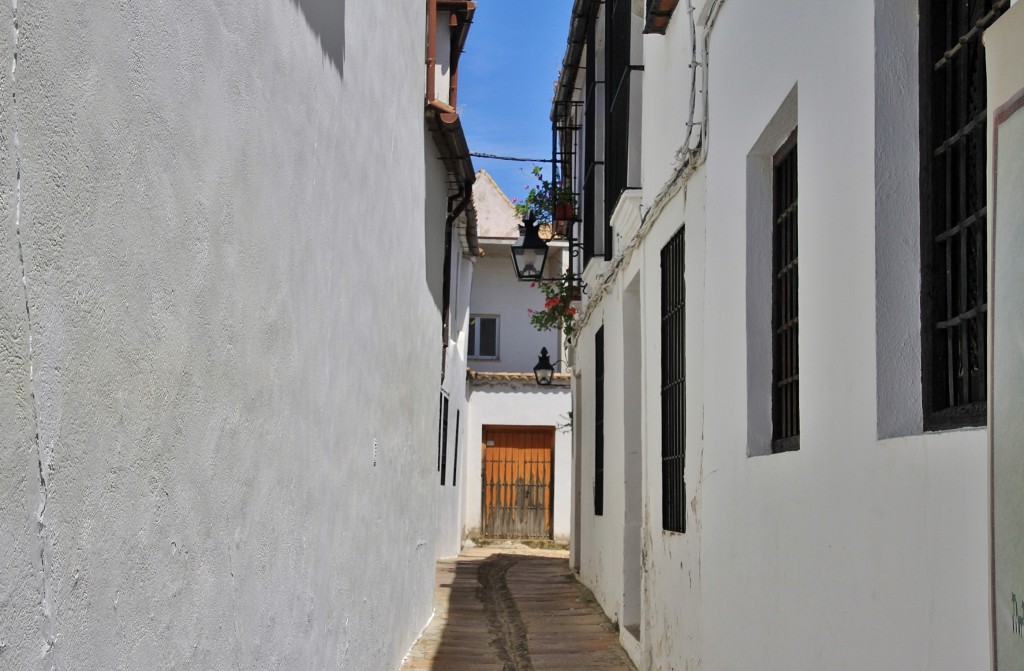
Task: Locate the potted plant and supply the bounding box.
[513,166,576,238]
[527,269,578,338]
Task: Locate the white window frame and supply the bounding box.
[468,314,500,360]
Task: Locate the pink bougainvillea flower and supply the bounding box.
[528,309,533,315]
[530,282,536,288]
[568,308,577,316]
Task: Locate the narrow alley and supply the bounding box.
[401,547,636,671]
[2,1,1022,668]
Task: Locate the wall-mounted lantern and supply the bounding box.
[510,210,549,282]
[533,347,556,385]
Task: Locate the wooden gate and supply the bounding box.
[482,426,554,539]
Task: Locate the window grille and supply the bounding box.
[920,0,1006,429]
[661,227,686,533]
[437,393,445,471]
[605,0,631,241]
[583,4,604,264]
[440,394,450,484]
[553,99,583,235]
[452,410,460,486]
[468,315,499,359]
[772,137,799,453]
[594,326,605,516]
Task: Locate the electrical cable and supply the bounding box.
[470,152,551,163]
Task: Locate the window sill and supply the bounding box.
[771,436,800,454]
[877,423,987,449]
[923,403,986,433]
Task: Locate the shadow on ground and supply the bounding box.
[403,550,636,670]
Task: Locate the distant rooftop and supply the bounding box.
[473,169,522,240]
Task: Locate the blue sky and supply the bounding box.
[460,0,574,205]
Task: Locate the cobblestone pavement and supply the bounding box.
[401,546,637,671]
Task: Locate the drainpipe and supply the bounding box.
[427,0,475,114]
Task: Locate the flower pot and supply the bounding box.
[554,202,574,222]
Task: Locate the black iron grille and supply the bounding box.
[452,409,460,486]
[921,0,1006,429]
[583,5,603,264]
[772,138,799,452]
[661,227,686,533]
[436,393,444,471]
[595,326,605,516]
[605,0,631,243]
[440,394,450,484]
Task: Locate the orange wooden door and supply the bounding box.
[481,426,555,539]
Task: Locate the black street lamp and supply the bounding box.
[510,210,549,282]
[533,347,556,385]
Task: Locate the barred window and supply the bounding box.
[772,136,799,453]
[661,227,686,532]
[606,0,632,237]
[920,0,1006,430]
[439,394,450,484]
[583,4,605,263]
[451,410,460,487]
[436,393,445,471]
[594,326,605,516]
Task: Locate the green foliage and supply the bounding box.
[513,166,576,224]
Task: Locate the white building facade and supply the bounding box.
[557,0,1021,669]
[0,2,477,669]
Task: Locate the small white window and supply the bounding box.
[468,315,499,359]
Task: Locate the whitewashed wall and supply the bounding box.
[575,298,624,619]
[0,3,456,669]
[571,1,993,669]
[0,7,39,663]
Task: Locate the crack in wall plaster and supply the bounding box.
[10,0,58,663]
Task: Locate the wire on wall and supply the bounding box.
[569,0,726,341]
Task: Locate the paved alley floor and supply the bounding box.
[401,546,637,671]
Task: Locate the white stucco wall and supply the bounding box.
[570,1,995,669]
[575,298,625,623]
[699,4,987,667]
[1,3,459,669]
[0,11,41,667]
[464,383,572,541]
